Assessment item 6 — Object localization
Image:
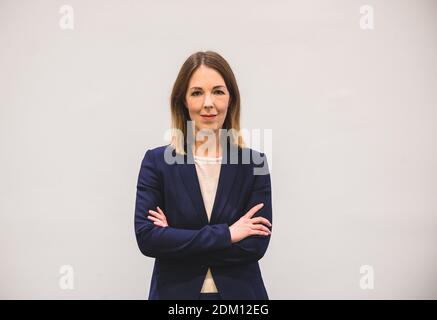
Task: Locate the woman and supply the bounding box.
[134,51,273,300]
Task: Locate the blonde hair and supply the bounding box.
[169,51,245,155]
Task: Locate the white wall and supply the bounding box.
[1,0,436,299]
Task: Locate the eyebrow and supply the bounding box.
[189,85,226,90]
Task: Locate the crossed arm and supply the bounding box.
[134,149,273,267]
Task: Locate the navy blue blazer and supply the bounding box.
[134,139,272,300]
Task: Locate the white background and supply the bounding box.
[1,0,436,299]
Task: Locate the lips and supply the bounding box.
[201,114,217,119]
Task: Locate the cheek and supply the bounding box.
[220,106,228,117]
[186,98,202,113]
[217,96,229,110]
[218,99,229,114]
[218,107,229,124]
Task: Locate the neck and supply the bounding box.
[193,129,222,158]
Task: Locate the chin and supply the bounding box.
[197,122,215,129]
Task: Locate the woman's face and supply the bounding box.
[185,65,230,135]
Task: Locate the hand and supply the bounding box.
[147,206,169,227]
[229,203,272,243]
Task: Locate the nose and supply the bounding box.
[204,93,214,109]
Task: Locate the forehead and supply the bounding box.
[188,66,226,88]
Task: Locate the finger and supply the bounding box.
[251,224,271,233]
[153,221,167,227]
[250,229,270,236]
[148,210,163,219]
[147,215,163,223]
[251,216,272,227]
[244,203,264,219]
[156,206,166,217]
[156,207,167,222]
[250,224,271,234]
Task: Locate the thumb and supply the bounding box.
[244,203,264,219]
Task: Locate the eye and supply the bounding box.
[214,90,225,95]
[191,91,202,96]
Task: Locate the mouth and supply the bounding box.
[200,114,217,120]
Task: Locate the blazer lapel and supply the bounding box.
[209,154,239,224]
[178,158,209,226]
[177,136,241,225]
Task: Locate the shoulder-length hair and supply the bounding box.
[169,51,245,155]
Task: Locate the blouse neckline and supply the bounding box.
[194,154,223,164]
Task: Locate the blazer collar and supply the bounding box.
[177,136,241,225]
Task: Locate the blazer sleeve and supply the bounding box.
[192,153,273,267]
[134,149,233,259]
